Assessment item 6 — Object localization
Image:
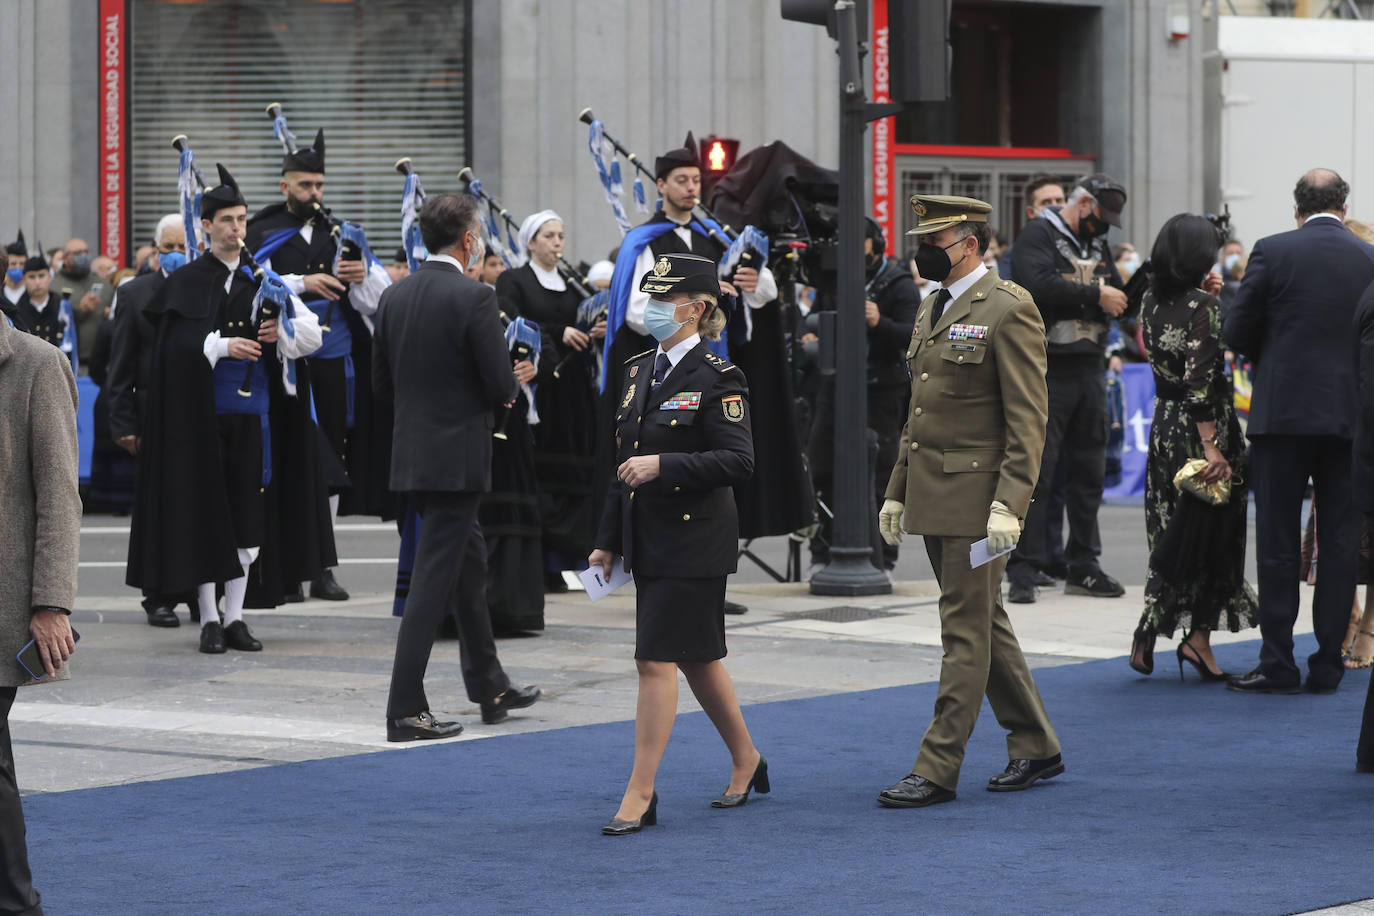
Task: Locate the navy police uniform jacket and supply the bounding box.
[595,339,754,577]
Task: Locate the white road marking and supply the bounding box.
[80,523,396,535]
[80,557,400,569]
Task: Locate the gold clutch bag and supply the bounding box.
[1173,457,1230,506]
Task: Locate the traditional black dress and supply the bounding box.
[1137,288,1258,637]
[86,315,137,514]
[496,264,599,567]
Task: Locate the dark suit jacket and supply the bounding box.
[595,341,754,577]
[105,270,165,442]
[1223,216,1374,439]
[373,259,517,493]
[1353,279,1374,513]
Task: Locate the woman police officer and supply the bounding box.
[589,252,770,835]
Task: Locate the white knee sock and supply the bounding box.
[327,494,340,574]
[197,583,218,628]
[223,567,249,627]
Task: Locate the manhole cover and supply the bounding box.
[786,606,902,623]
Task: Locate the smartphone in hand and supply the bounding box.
[16,629,81,680]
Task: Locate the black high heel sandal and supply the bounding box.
[711,755,770,808]
[1176,640,1228,682]
[1130,626,1155,675]
[602,792,658,835]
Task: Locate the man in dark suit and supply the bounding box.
[1224,168,1374,694]
[1354,278,1374,769]
[374,192,540,741]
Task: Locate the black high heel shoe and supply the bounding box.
[1177,642,1228,682]
[601,792,657,836]
[711,755,770,808]
[1129,626,1155,675]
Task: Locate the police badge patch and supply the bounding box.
[722,394,744,422]
[629,365,639,379]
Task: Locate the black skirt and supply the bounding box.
[633,573,727,662]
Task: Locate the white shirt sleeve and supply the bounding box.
[278,294,322,359]
[744,264,778,309]
[348,259,391,322]
[203,331,231,368]
[624,246,655,336]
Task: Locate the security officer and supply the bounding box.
[589,252,766,834]
[876,194,1062,809]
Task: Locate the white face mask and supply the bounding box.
[1119,253,1142,276]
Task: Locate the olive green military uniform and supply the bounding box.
[885,195,1060,791]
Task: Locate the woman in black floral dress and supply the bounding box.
[1129,214,1258,679]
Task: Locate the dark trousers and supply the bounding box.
[1250,435,1357,687]
[386,491,509,719]
[1,688,42,916]
[1009,366,1106,583]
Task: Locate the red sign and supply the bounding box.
[99,0,126,265]
[870,0,895,256]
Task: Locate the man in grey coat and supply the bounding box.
[0,315,81,915]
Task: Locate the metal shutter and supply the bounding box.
[129,0,469,258]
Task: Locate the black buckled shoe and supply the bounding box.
[199,622,226,654]
[1064,569,1126,598]
[145,605,180,628]
[480,685,541,724]
[1226,667,1302,694]
[987,754,1065,792]
[877,774,955,808]
[223,620,262,652]
[310,569,349,601]
[387,710,463,742]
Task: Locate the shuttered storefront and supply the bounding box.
[129,0,468,257]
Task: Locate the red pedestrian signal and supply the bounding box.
[702,136,739,174]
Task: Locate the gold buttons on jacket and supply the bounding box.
[682,513,691,521]
[630,491,636,500]
[957,355,965,363]
[914,407,922,416]
[673,486,681,492]
[920,372,929,381]
[926,339,935,347]
[910,442,919,451]
[633,440,639,448]
[670,418,678,426]
[971,460,979,469]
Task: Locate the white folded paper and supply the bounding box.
[578,560,633,602]
[969,537,1016,569]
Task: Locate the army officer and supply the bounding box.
[589,253,769,835]
[876,195,1063,808]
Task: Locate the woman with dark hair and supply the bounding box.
[1129,213,1258,679]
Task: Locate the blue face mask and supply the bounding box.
[159,250,186,274]
[644,298,689,342]
[6,268,22,284]
[466,235,485,271]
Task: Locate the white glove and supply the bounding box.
[879,499,905,546]
[986,501,1021,554]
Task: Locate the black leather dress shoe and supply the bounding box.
[987,754,1065,792]
[199,622,226,654]
[724,600,748,615]
[387,711,463,742]
[282,584,305,604]
[1356,759,1374,774]
[1007,581,1036,604]
[1226,667,1301,694]
[711,755,770,808]
[481,685,541,724]
[145,605,180,628]
[223,620,262,652]
[877,774,955,808]
[310,569,349,601]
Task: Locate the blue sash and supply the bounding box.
[212,357,272,487]
[303,297,355,428]
[253,227,300,267]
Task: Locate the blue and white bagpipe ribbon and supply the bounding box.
[717,225,770,347]
[56,291,78,374]
[244,266,302,396]
[574,288,609,380]
[586,119,647,238]
[333,220,381,273]
[272,111,297,157]
[506,316,542,425]
[177,146,203,263]
[400,170,428,272]
[466,179,522,269]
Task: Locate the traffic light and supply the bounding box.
[702,136,740,175]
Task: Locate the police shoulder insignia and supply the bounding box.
[625,349,655,365]
[703,353,736,373]
[722,394,744,422]
[653,257,671,277]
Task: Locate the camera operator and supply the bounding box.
[806,217,921,571]
[1005,173,1130,603]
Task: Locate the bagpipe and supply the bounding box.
[394,157,428,271]
[235,239,294,398]
[553,290,609,380]
[494,312,542,441]
[170,134,205,262]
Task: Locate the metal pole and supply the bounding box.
[811,0,892,597]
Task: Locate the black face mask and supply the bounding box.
[1080,212,1110,239]
[914,237,969,284]
[864,249,884,275]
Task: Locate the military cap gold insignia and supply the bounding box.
[653,257,671,277]
[907,194,993,236]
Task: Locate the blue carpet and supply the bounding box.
[21,635,1374,916]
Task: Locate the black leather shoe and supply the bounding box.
[1356,760,1374,774]
[1226,667,1301,694]
[199,622,226,654]
[387,710,463,742]
[223,620,262,652]
[481,685,541,724]
[724,600,748,615]
[1064,569,1125,598]
[987,753,1065,792]
[310,569,349,601]
[282,584,305,604]
[1007,581,1036,604]
[712,755,770,808]
[602,792,657,835]
[145,605,180,628]
[877,774,955,808]
[1032,570,1056,588]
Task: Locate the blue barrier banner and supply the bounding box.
[77,376,97,484]
[1104,362,1154,501]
